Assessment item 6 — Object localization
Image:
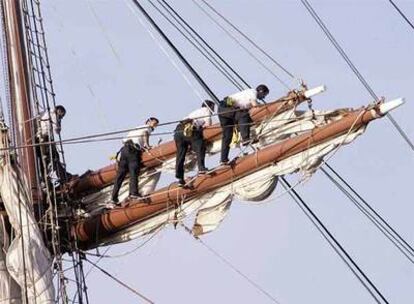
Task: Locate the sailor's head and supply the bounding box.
[202,100,215,112]
[55,105,66,119]
[146,117,159,129]
[256,84,269,100]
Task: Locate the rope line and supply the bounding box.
[148,0,245,90]
[280,177,389,304]
[129,0,220,104]
[85,257,155,304]
[181,224,282,304]
[199,0,296,80]
[192,0,290,90]
[300,0,414,152]
[388,0,414,31]
[322,163,414,260]
[321,167,414,264]
[157,0,250,88]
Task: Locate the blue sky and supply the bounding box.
[8,0,414,303]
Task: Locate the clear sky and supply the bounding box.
[16,0,414,303]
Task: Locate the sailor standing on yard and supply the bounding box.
[110,117,159,205]
[174,100,215,186]
[218,84,269,165]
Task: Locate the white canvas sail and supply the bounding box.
[0,216,21,304]
[0,127,55,303]
[96,108,366,244]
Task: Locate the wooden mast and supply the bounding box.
[73,99,403,249]
[2,0,38,200]
[68,89,316,196]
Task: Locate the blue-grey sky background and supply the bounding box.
[8,0,414,303]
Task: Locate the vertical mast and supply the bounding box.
[2,0,38,201]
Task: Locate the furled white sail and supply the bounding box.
[0,127,55,303]
[0,216,21,304]
[96,107,366,245]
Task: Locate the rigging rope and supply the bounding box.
[322,163,414,262]
[85,0,122,65]
[123,0,205,103]
[85,257,155,304]
[280,177,389,304]
[147,0,244,90]
[23,1,90,302]
[181,224,282,304]
[192,0,291,90]
[129,0,220,104]
[300,0,414,152]
[321,167,414,264]
[388,0,414,31]
[198,0,296,81]
[156,0,250,89]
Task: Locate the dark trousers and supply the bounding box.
[174,128,206,180]
[235,109,252,142]
[218,107,235,163]
[112,145,141,200]
[37,135,69,182]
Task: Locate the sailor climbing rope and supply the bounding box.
[36,105,72,183]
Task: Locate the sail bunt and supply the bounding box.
[0,124,55,303]
[72,99,403,249]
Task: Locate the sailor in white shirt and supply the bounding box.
[111,117,159,204]
[123,124,154,150]
[37,105,69,181]
[38,105,66,138]
[174,100,215,186]
[218,84,269,164]
[228,88,259,109]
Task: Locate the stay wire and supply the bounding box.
[157,0,250,89]
[300,0,414,152]
[193,0,290,90]
[388,0,414,31]
[199,0,296,80]
[129,0,219,104]
[84,257,154,304]
[181,224,281,304]
[321,167,414,264]
[323,162,414,258]
[146,0,244,90]
[280,177,389,304]
[85,0,122,65]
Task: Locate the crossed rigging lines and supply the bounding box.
[2,0,411,303]
[300,0,414,152]
[125,0,412,303]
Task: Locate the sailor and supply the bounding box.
[111,117,159,204]
[218,84,269,165]
[39,105,66,137]
[37,105,69,181]
[174,100,215,186]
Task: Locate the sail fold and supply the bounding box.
[0,216,21,304]
[0,129,55,303]
[83,107,366,244]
